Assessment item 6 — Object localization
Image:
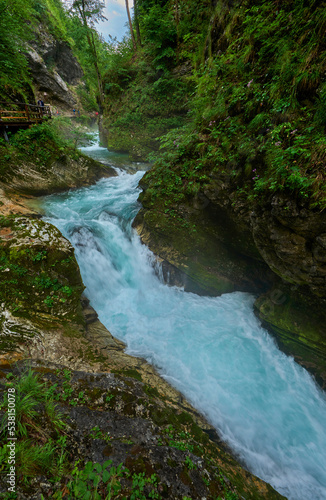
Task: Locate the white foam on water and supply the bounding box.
[42,159,326,500]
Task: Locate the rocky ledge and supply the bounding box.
[1,152,116,197]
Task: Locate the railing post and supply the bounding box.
[25,104,30,122]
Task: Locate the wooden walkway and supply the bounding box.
[0,101,51,128]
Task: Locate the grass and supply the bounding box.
[0,369,68,484]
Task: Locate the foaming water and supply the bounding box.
[42,156,326,499]
[80,134,149,172]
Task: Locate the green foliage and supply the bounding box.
[140,3,177,69]
[7,120,66,156]
[184,456,196,470]
[0,370,67,481]
[53,460,162,500]
[133,0,326,209]
[102,0,206,159]
[0,0,34,94]
[0,119,88,182]
[54,460,128,500]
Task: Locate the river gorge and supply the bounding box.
[39,138,326,500]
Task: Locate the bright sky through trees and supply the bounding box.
[97,0,134,40]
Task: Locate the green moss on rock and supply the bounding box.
[255,288,326,387]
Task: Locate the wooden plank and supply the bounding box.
[25,104,30,121]
[1,118,28,121]
[0,112,27,116]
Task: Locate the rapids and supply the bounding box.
[42,139,326,500]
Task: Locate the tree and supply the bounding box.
[125,0,137,52]
[134,0,142,47]
[68,0,107,107]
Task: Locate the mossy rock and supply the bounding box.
[0,216,85,345]
[255,286,326,388]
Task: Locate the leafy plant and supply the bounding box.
[0,369,67,482]
[54,460,129,500]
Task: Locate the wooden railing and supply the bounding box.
[0,101,51,127]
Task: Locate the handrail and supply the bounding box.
[0,100,48,109]
[0,101,52,125]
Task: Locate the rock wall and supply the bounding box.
[26,25,83,107]
[134,177,326,388]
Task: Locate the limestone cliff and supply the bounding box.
[26,24,83,108]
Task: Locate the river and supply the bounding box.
[41,139,326,500]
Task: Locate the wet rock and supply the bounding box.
[135,179,326,386]
[0,361,286,500]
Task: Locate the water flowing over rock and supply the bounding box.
[0,143,286,500]
[135,171,326,388]
[41,156,326,500]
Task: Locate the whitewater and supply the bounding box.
[42,141,326,500]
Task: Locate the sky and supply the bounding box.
[96,0,134,41]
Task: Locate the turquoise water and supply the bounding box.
[42,142,326,500]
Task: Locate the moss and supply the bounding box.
[121,391,136,405]
[103,444,113,457]
[114,368,143,382]
[0,219,85,328]
[125,455,149,475]
[86,387,104,402]
[32,367,56,375]
[177,412,194,425]
[62,323,84,338]
[255,289,326,386]
[209,479,224,497]
[143,384,160,398]
[179,467,192,487]
[191,423,209,445]
[167,458,178,467]
[151,407,179,427]
[83,346,107,363]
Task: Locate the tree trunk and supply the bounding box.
[87,30,104,107]
[77,1,104,107]
[175,0,179,61]
[134,0,142,47]
[125,0,137,52]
